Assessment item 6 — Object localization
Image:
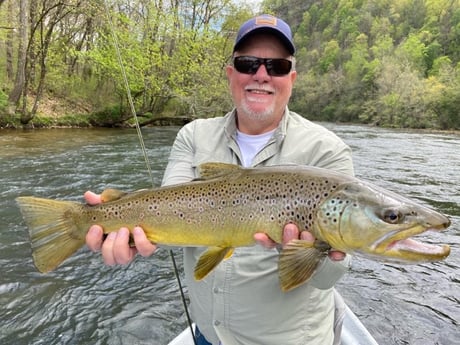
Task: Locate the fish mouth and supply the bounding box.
[372,224,451,261]
[386,237,450,256]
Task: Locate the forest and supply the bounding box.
[1,0,460,129]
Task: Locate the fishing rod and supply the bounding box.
[102,2,197,344]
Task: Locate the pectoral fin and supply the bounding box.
[194,246,234,280]
[279,240,329,292]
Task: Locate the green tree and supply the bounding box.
[265,0,460,129]
[2,0,460,128]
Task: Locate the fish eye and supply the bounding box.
[382,209,402,224]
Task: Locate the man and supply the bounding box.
[86,14,354,345]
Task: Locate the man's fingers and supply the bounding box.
[101,232,117,265]
[254,233,277,248]
[254,223,346,261]
[112,227,137,265]
[255,223,302,249]
[282,223,300,247]
[300,230,315,242]
[101,228,137,265]
[84,191,102,205]
[86,225,104,251]
[133,227,158,257]
[328,250,346,261]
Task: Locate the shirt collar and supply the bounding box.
[224,106,290,140]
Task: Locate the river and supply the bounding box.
[0,124,458,345]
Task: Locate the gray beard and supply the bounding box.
[239,100,275,121]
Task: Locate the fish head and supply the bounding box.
[314,181,451,262]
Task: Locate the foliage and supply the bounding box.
[82,0,247,123]
[1,0,248,127]
[264,0,460,129]
[88,105,130,127]
[1,0,460,129]
[0,89,15,127]
[0,89,7,109]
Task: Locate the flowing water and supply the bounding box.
[0,124,458,345]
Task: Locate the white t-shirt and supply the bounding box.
[236,129,276,167]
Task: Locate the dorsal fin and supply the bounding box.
[100,188,128,202]
[197,162,243,180]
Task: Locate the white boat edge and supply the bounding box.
[168,304,379,345]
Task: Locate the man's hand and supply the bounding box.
[84,191,157,266]
[254,223,346,261]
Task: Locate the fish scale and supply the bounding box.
[16,162,450,292]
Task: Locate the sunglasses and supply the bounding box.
[233,56,292,76]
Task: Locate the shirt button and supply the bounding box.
[213,287,219,293]
[214,320,221,326]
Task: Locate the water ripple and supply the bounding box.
[1,125,458,345]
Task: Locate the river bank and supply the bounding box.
[0,111,195,129]
[2,112,459,133]
[1,95,459,131]
[0,95,196,129]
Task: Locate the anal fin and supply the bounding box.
[194,246,234,280]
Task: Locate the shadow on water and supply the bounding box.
[0,124,459,344]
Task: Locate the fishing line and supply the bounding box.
[102,0,154,185]
[102,2,197,344]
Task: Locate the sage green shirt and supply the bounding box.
[162,108,354,345]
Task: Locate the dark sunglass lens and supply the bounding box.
[269,59,292,76]
[233,57,257,74]
[233,56,291,76]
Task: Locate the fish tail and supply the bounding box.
[16,196,86,273]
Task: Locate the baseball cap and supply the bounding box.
[233,14,295,55]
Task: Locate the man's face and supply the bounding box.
[226,33,297,129]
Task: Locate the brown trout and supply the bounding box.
[16,163,451,291]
